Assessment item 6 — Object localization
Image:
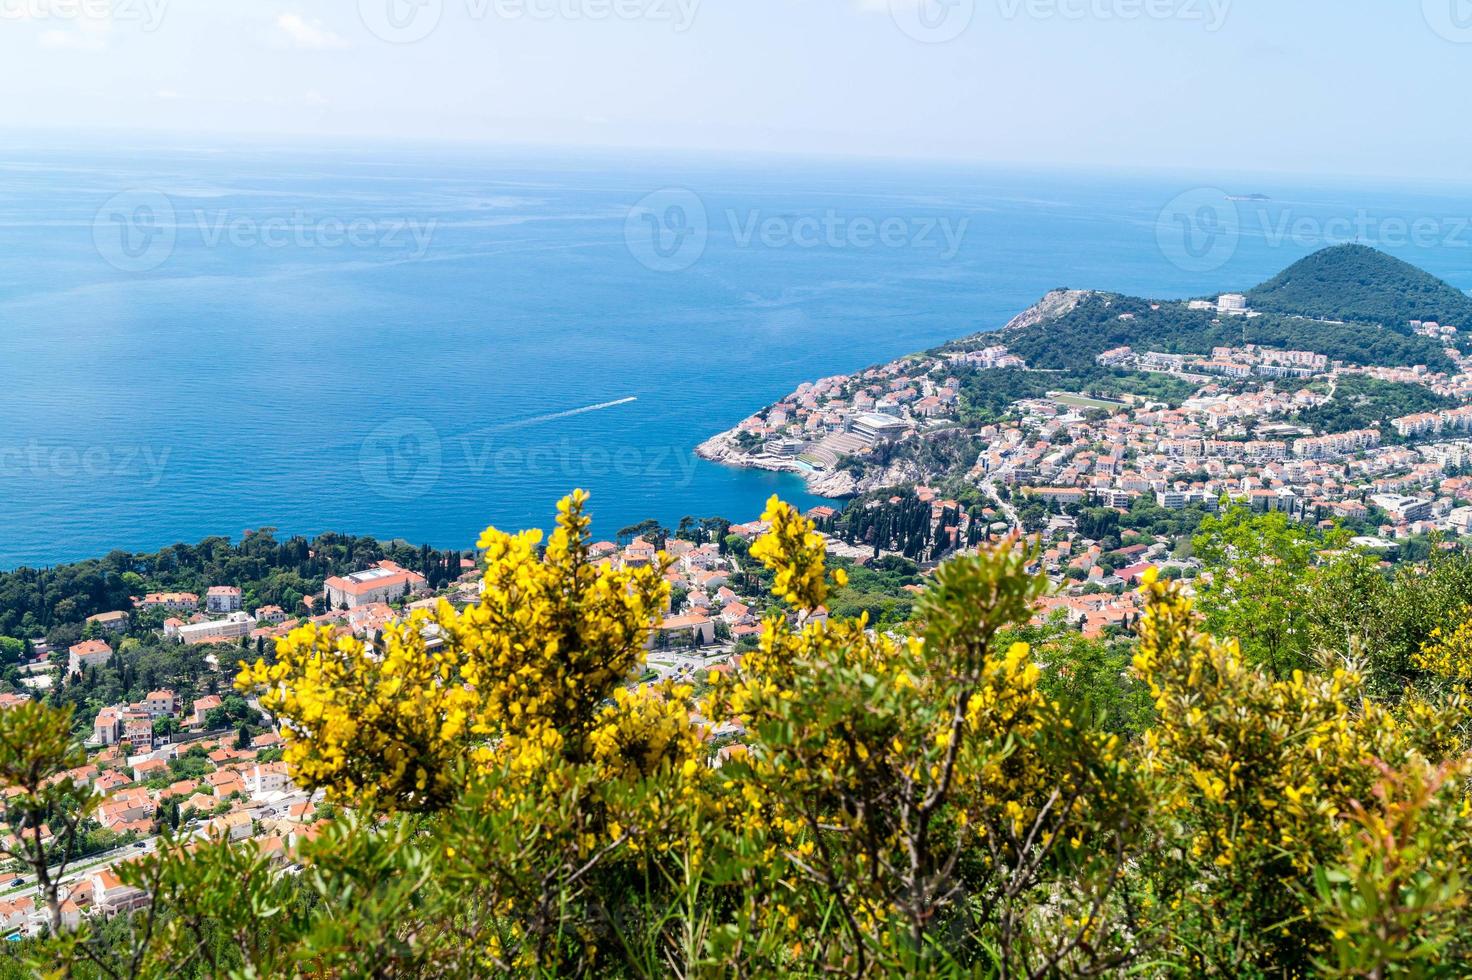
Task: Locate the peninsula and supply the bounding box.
[698,244,1472,527]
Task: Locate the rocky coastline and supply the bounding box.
[695,430,931,500]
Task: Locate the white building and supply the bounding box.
[177,612,256,645]
[323,561,429,611]
[143,690,176,718]
[1369,494,1432,523]
[206,586,243,614]
[849,413,911,446]
[244,762,293,798]
[68,640,114,674]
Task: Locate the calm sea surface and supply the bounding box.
[2,139,1470,567]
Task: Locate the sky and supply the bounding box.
[2,0,1471,179]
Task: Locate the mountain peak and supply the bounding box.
[1245,244,1472,329]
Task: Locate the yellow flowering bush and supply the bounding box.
[30,495,1472,977]
[1134,568,1472,974]
[748,494,845,610]
[235,615,477,811]
[237,489,687,812]
[233,491,710,970]
[1415,615,1472,683]
[707,507,1143,974]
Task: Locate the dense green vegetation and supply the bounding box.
[943,364,1195,431]
[1247,243,1472,334]
[1017,619,1152,737]
[818,488,971,562]
[992,292,1456,374]
[824,554,923,624]
[861,427,987,476]
[1294,375,1456,435]
[0,530,465,648]
[50,639,233,734]
[951,368,1055,423]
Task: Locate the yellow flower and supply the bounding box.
[236,491,686,811]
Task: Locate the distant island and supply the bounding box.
[1227,192,1271,201]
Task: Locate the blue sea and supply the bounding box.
[2,136,1471,568]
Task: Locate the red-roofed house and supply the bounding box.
[720,602,754,626]
[656,614,715,647]
[131,758,168,782]
[1116,562,1157,586]
[143,690,176,718]
[189,695,222,727]
[89,867,149,915]
[323,561,427,610]
[68,640,113,674]
[206,586,243,614]
[85,610,130,634]
[136,592,198,612]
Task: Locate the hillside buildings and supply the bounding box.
[323,561,428,610]
[176,612,256,645]
[68,639,114,674]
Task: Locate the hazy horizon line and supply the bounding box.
[5,123,1472,194]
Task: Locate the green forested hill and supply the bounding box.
[1246,243,1472,330]
[990,292,1456,374]
[971,246,1469,374]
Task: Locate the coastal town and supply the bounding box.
[699,289,1472,558]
